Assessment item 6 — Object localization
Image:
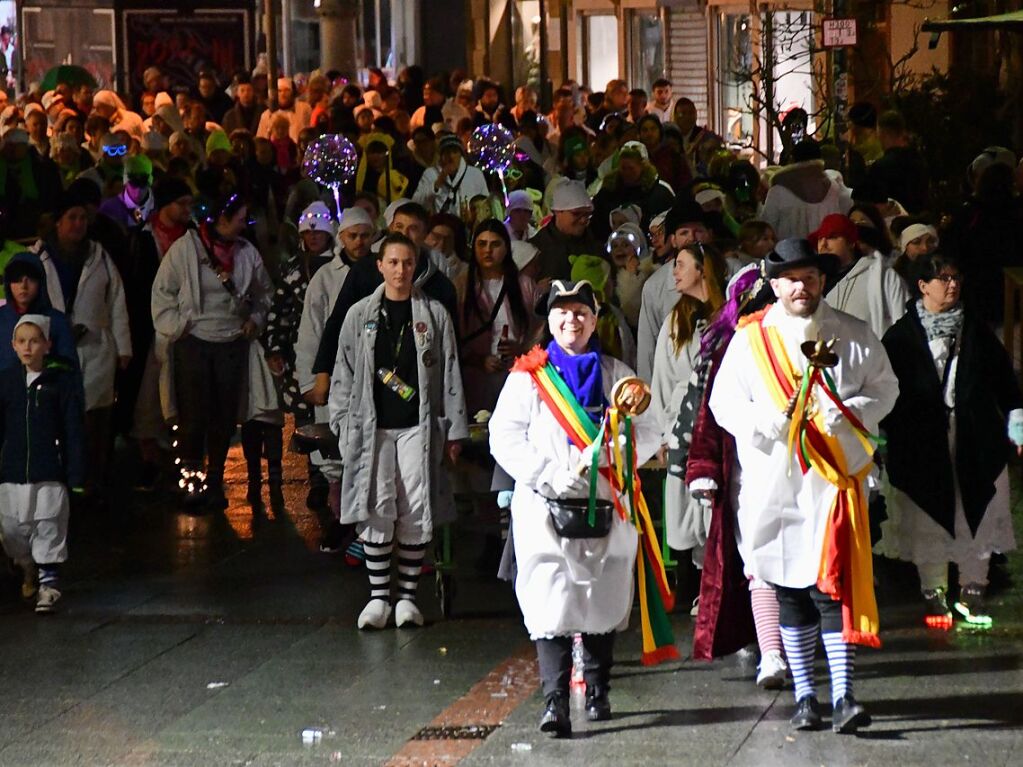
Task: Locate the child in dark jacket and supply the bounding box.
[0,315,86,613]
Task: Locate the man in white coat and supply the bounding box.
[810,213,908,339]
[412,133,489,216]
[636,200,712,380]
[710,239,898,734]
[328,233,467,630]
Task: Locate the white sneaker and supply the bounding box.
[690,596,700,617]
[756,649,788,690]
[357,599,392,629]
[35,584,61,614]
[395,599,424,628]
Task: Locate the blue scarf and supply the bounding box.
[546,339,606,423]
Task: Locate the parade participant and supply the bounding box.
[98,154,155,231]
[0,315,85,613]
[891,222,939,287]
[297,207,373,530]
[528,179,601,284]
[489,280,667,737]
[606,223,654,330]
[457,219,540,416]
[328,233,467,629]
[411,132,488,216]
[425,213,469,283]
[32,190,131,508]
[0,252,77,371]
[637,201,713,379]
[151,193,272,509]
[878,252,1023,628]
[651,243,726,559]
[308,202,458,408]
[810,213,908,340]
[710,239,898,733]
[119,177,193,489]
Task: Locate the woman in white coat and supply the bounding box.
[151,193,272,509]
[489,280,659,737]
[32,192,131,504]
[651,243,726,563]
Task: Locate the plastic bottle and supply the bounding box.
[570,634,585,689]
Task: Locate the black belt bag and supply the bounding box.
[545,497,614,539]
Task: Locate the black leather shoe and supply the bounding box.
[539,692,571,738]
[790,696,823,730]
[585,685,612,721]
[832,694,871,734]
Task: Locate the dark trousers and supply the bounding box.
[535,632,615,697]
[173,335,247,485]
[774,585,843,633]
[84,406,112,494]
[241,420,284,485]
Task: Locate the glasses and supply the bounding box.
[102,145,128,157]
[933,273,962,285]
[566,209,592,221]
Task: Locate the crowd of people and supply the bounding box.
[1,61,1022,737]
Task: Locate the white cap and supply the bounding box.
[154,91,173,110]
[298,201,337,236]
[338,205,375,233]
[511,240,539,271]
[383,198,412,226]
[970,146,1015,179]
[550,180,593,212]
[506,189,533,213]
[899,223,939,252]
[619,140,649,162]
[41,91,64,111]
[695,188,726,207]
[14,314,51,341]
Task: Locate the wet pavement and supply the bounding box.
[1,427,1021,766]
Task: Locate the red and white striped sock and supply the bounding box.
[751,586,784,656]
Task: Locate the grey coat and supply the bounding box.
[328,284,468,529]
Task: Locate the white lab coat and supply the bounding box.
[412,158,490,215]
[636,261,677,381]
[824,251,909,341]
[489,355,660,638]
[709,302,898,588]
[33,240,131,411]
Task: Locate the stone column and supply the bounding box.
[318,0,360,77]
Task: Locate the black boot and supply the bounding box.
[832,694,871,734]
[264,423,285,510]
[241,422,263,506]
[585,684,612,721]
[539,692,571,738]
[790,696,823,730]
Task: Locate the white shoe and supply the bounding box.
[756,649,788,690]
[689,596,700,617]
[395,599,424,628]
[35,584,61,614]
[357,599,392,629]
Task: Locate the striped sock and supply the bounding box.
[38,565,59,587]
[396,542,426,603]
[751,586,784,655]
[780,624,818,702]
[364,540,393,602]
[821,631,855,704]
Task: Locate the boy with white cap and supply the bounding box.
[0,315,85,613]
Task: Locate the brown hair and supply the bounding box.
[670,243,727,354]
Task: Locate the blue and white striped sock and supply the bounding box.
[821,631,855,705]
[780,624,818,702]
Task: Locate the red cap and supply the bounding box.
[809,214,859,247]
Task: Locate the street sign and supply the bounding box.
[822,18,858,48]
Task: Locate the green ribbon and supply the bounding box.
[587,417,606,527]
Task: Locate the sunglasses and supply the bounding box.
[102,145,128,157]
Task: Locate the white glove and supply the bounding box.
[755,410,790,441]
[824,407,843,436]
[1008,409,1023,447]
[547,467,589,498]
[579,442,608,469]
[688,478,718,508]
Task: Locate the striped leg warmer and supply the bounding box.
[364,540,393,602]
[780,624,818,702]
[821,632,855,704]
[396,542,426,603]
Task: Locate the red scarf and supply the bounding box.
[200,223,237,274]
[150,214,186,257]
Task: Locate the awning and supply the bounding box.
[922,11,1023,32]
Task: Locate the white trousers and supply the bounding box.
[0,482,70,564]
[360,427,430,545]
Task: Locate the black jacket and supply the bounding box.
[881,302,1022,535]
[0,359,86,488]
[312,249,458,376]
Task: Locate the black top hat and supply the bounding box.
[764,238,831,279]
[536,279,599,316]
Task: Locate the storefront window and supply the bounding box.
[627,9,663,91]
[718,13,755,151]
[579,13,618,91]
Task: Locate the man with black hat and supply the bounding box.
[411,132,489,215]
[636,200,713,380]
[709,238,898,734]
[118,177,194,488]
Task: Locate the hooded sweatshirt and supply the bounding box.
[0,251,79,372]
